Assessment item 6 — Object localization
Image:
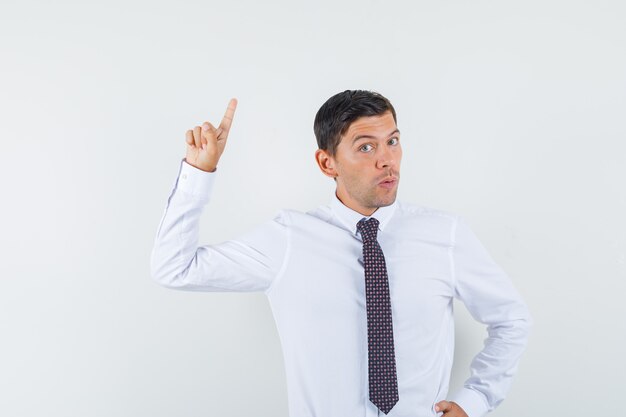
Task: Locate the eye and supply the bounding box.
[359,144,373,152]
[388,137,399,145]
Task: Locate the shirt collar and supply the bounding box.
[329,191,398,237]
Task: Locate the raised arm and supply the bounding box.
[150,99,291,292]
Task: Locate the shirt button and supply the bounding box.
[182,173,188,180]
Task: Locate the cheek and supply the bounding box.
[341,157,363,173]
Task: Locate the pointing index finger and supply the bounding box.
[219,98,238,136]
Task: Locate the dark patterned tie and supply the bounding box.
[357,217,399,415]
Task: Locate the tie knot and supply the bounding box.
[357,217,380,243]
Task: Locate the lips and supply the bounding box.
[378,177,398,189]
[378,176,398,185]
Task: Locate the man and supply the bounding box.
[150,90,533,417]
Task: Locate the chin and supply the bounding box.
[375,194,397,207]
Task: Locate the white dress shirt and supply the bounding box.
[150,159,533,417]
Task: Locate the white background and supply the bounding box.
[1,1,625,416]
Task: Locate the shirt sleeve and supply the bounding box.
[448,215,533,417]
[149,158,291,292]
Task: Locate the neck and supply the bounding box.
[335,190,378,217]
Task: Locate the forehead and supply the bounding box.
[343,111,397,139]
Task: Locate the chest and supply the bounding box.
[277,228,454,315]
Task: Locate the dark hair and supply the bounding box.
[314,90,397,157]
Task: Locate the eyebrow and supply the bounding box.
[352,129,401,145]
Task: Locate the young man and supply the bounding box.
[150,90,533,417]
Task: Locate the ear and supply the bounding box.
[315,148,338,179]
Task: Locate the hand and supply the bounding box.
[434,400,468,417]
[184,98,238,172]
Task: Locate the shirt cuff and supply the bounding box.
[176,158,217,200]
[448,387,490,417]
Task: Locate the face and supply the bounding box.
[316,111,402,216]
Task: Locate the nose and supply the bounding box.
[376,146,396,170]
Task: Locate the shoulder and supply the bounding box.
[390,200,461,242]
[271,206,332,226]
[394,199,459,223]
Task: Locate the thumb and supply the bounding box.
[435,400,452,413]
